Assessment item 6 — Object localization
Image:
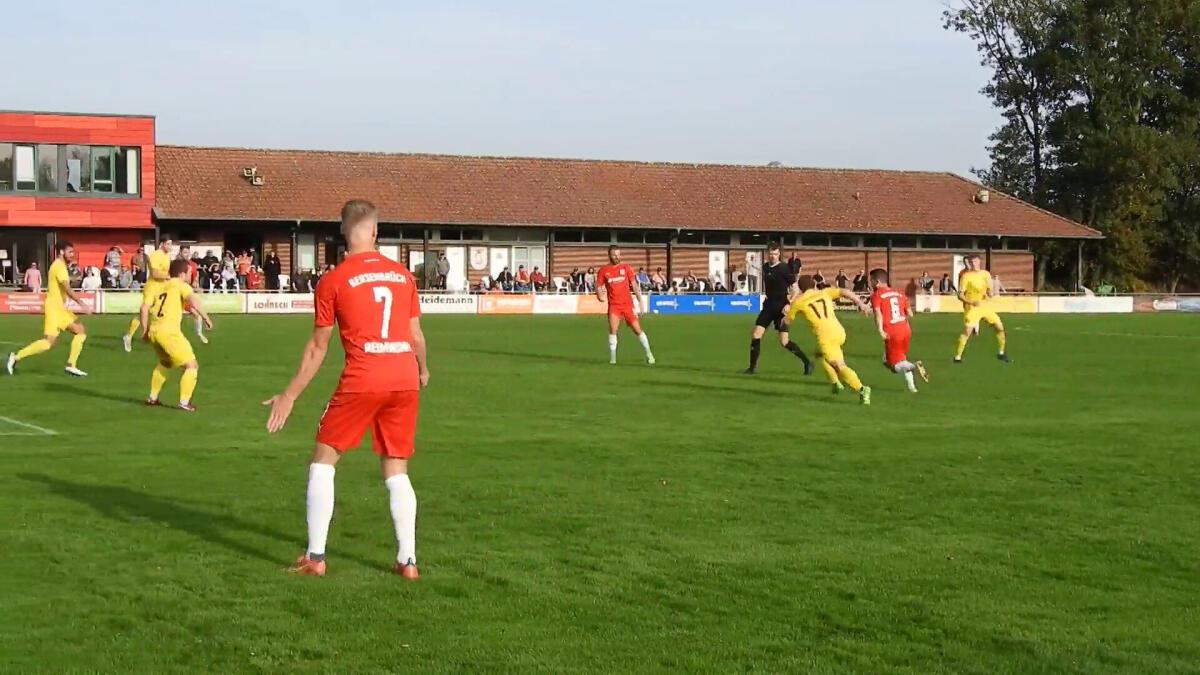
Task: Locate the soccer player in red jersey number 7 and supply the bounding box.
[263,200,430,579]
[595,245,655,365]
[868,268,928,393]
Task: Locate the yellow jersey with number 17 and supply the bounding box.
[786,287,844,334]
[144,278,192,334]
[960,270,993,305]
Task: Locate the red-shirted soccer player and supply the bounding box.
[264,199,429,579]
[595,245,655,365]
[868,268,928,393]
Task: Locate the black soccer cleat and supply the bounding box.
[742,368,757,375]
[803,361,814,376]
[997,353,1011,363]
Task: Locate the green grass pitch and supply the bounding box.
[1,311,1197,673]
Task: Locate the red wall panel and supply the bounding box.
[57,228,145,268]
[0,112,155,231]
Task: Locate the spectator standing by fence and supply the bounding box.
[919,271,934,295]
[130,248,146,281]
[852,270,868,293]
[265,249,282,291]
[585,267,597,292]
[835,269,849,289]
[993,274,1006,295]
[23,262,41,291]
[237,251,252,289]
[813,270,827,289]
[435,252,450,289]
[788,253,802,277]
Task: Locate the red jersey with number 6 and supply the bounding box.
[871,286,911,333]
[314,251,421,394]
[597,263,636,311]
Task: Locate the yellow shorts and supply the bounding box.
[150,330,196,368]
[43,309,78,337]
[964,306,1003,331]
[814,324,847,363]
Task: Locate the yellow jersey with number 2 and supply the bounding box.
[144,278,192,334]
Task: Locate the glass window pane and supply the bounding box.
[862,235,889,248]
[38,145,59,193]
[829,234,857,247]
[616,230,643,244]
[703,232,731,245]
[644,230,670,244]
[115,147,138,194]
[800,234,829,246]
[92,147,114,192]
[438,228,462,240]
[15,145,36,190]
[1005,238,1030,250]
[65,145,91,192]
[582,229,611,243]
[889,236,918,248]
[922,237,948,248]
[461,229,482,241]
[0,143,13,191]
[553,229,583,242]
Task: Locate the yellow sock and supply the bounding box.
[819,358,839,384]
[180,368,198,404]
[67,334,87,367]
[955,335,968,359]
[840,365,864,392]
[127,318,141,338]
[150,365,169,400]
[15,339,52,361]
[997,332,1006,354]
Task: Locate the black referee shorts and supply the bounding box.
[754,304,788,332]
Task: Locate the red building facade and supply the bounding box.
[0,111,155,282]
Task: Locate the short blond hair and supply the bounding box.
[340,199,378,233]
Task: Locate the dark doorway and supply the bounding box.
[224,231,264,265]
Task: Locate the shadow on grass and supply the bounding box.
[643,378,843,404]
[18,473,387,572]
[43,381,144,407]
[456,346,772,378]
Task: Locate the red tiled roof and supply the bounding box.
[154,145,1100,239]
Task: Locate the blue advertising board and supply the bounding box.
[647,294,762,315]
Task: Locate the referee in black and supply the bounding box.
[745,241,813,375]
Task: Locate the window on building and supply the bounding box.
[889,236,918,248]
[1005,238,1030,250]
[740,232,767,246]
[862,235,889,248]
[38,145,59,193]
[92,147,114,192]
[437,228,462,240]
[461,229,483,241]
[644,230,671,244]
[0,143,11,191]
[401,227,426,240]
[65,145,91,192]
[922,236,949,248]
[296,233,316,271]
[703,232,731,245]
[582,229,612,243]
[114,147,138,194]
[829,234,857,247]
[775,234,798,246]
[15,145,36,191]
[946,236,975,250]
[800,234,829,246]
[553,229,583,242]
[616,230,644,244]
[676,231,703,245]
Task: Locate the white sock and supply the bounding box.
[195,315,204,336]
[608,334,618,362]
[385,473,417,564]
[894,360,917,390]
[306,463,336,557]
[637,332,653,357]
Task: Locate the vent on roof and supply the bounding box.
[767,161,783,167]
[243,166,265,186]
[974,189,990,204]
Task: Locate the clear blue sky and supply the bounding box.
[7,1,997,176]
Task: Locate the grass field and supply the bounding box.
[1,311,1198,673]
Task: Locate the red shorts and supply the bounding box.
[883,324,912,368]
[316,390,420,459]
[608,306,638,326]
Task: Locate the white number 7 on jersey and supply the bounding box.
[373,286,393,339]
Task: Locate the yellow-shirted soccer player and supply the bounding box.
[783,275,874,405]
[140,259,213,411]
[7,241,93,377]
[954,253,1009,363]
[124,238,174,353]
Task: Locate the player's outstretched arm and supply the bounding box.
[263,326,334,433]
[410,316,430,388]
[838,288,871,315]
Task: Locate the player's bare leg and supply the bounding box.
[8,333,58,375]
[629,317,655,365]
[382,457,419,579]
[64,322,88,377]
[290,443,342,577]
